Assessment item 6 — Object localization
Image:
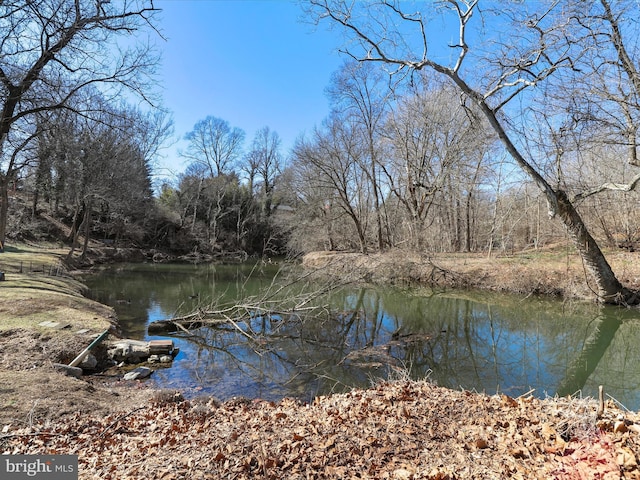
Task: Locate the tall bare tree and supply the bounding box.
[383,74,493,250]
[292,114,371,253]
[0,0,160,248]
[33,102,155,258]
[182,116,245,178]
[245,126,283,216]
[308,0,640,304]
[327,61,391,251]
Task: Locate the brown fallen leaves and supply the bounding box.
[2,380,640,479]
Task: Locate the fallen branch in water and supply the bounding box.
[147,304,325,334]
[147,269,343,335]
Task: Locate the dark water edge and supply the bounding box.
[84,262,640,409]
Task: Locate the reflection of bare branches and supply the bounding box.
[173,322,193,336]
[180,330,292,389]
[222,312,256,341]
[152,275,453,400]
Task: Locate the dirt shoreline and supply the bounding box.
[2,245,640,478]
[301,248,640,300]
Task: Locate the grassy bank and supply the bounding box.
[0,244,114,332]
[0,244,149,428]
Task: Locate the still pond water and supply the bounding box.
[85,262,640,409]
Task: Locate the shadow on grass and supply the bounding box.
[1,245,23,253]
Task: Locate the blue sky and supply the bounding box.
[153,0,345,181]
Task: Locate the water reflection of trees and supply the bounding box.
[165,287,640,405]
[556,314,622,397]
[86,262,282,337]
[556,308,640,403]
[330,290,640,406]
[162,291,640,408]
[88,264,640,408]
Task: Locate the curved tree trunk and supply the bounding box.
[310,0,640,306]
[458,80,640,305]
[555,190,638,304]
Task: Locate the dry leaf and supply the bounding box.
[614,421,628,433]
[617,447,638,470]
[475,438,489,449]
[392,468,414,479]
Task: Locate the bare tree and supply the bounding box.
[307,0,640,304]
[292,114,371,253]
[547,0,640,206]
[30,93,170,251]
[182,116,245,178]
[50,108,155,258]
[0,0,160,247]
[130,107,174,180]
[383,74,493,250]
[245,126,283,215]
[327,61,392,251]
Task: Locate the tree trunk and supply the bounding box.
[322,204,336,251]
[0,176,7,249]
[465,190,472,252]
[555,190,638,304]
[347,208,367,254]
[556,314,622,397]
[355,221,367,254]
[191,177,203,234]
[461,83,640,305]
[31,188,39,219]
[69,202,85,244]
[67,200,87,260]
[80,198,92,259]
[455,197,462,252]
[370,161,384,252]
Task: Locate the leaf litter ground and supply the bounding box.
[3,379,640,479]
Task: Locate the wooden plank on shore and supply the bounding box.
[39,321,60,328]
[148,339,174,353]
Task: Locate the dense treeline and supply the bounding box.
[2,1,640,297]
[286,64,640,256]
[305,0,640,305]
[154,123,287,256]
[11,63,640,260]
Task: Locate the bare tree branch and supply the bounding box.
[573,172,640,202]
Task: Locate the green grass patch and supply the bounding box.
[0,244,113,333]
